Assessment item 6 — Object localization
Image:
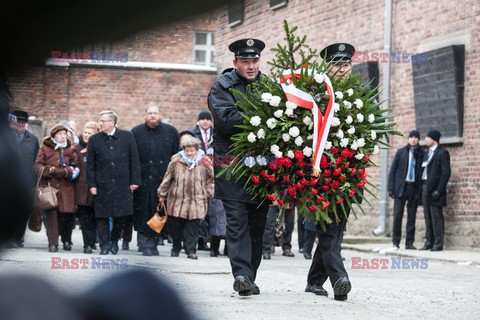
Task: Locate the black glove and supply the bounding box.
[431,190,440,200]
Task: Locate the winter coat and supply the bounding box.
[74,137,93,207]
[192,125,212,153]
[207,198,227,237]
[86,128,141,218]
[157,153,214,220]
[388,144,423,200]
[207,68,264,203]
[35,137,78,213]
[17,130,39,189]
[422,146,451,207]
[131,122,178,233]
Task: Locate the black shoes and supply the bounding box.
[305,283,328,296]
[122,240,129,250]
[431,246,443,251]
[187,253,198,260]
[63,242,72,251]
[419,245,432,250]
[333,277,351,301]
[282,249,295,257]
[303,252,312,259]
[48,245,58,252]
[263,252,271,260]
[84,246,93,254]
[171,250,180,257]
[100,248,109,255]
[198,243,210,251]
[405,244,417,250]
[111,243,119,255]
[251,282,260,295]
[210,250,219,257]
[233,275,253,296]
[142,248,155,256]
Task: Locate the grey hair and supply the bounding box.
[145,102,160,113]
[99,110,118,124]
[181,136,201,149]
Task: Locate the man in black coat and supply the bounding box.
[420,130,451,251]
[207,38,269,296]
[388,130,423,250]
[192,110,213,154]
[132,103,178,256]
[87,110,141,255]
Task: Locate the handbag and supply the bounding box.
[28,209,42,232]
[33,167,59,211]
[147,202,168,234]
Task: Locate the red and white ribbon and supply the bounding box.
[279,68,335,173]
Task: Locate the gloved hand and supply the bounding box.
[51,168,67,179]
[431,190,440,200]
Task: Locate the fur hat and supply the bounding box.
[181,136,201,149]
[49,124,70,137]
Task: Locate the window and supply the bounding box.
[228,0,245,27]
[194,31,214,66]
[270,0,288,10]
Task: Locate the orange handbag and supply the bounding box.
[146,202,168,234]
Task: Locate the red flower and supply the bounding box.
[351,168,357,176]
[311,189,319,196]
[287,186,297,195]
[330,147,339,154]
[333,168,342,176]
[357,179,367,187]
[294,183,305,190]
[282,175,291,183]
[309,178,318,186]
[322,201,331,210]
[316,196,325,204]
[260,170,268,178]
[283,157,292,168]
[321,185,330,191]
[331,181,340,190]
[335,157,343,166]
[267,194,275,201]
[277,199,285,206]
[364,154,370,162]
[349,188,357,197]
[325,178,332,185]
[308,206,317,212]
[320,155,329,169]
[267,175,277,183]
[296,170,305,177]
[344,161,350,169]
[336,198,344,205]
[269,163,279,171]
[339,175,347,181]
[251,176,260,184]
[295,150,304,161]
[323,170,331,177]
[360,168,366,177]
[297,161,306,169]
[341,148,351,159]
[300,179,309,186]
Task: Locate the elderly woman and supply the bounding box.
[74,121,100,253]
[35,124,79,252]
[158,136,214,259]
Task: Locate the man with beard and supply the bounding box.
[132,103,179,256]
[208,38,269,296]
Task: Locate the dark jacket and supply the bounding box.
[18,130,39,189]
[74,137,93,207]
[86,128,141,218]
[422,146,451,207]
[388,144,423,199]
[131,122,178,233]
[192,125,212,153]
[207,68,262,203]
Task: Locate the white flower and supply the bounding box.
[270,144,280,153]
[307,134,313,140]
[250,116,261,127]
[371,130,377,140]
[257,129,266,139]
[266,118,277,129]
[347,126,355,135]
[368,114,375,123]
[285,108,294,116]
[345,116,353,124]
[294,136,303,146]
[331,117,340,127]
[274,110,283,118]
[347,88,354,96]
[303,146,313,157]
[354,98,363,109]
[325,141,332,150]
[286,101,297,110]
[340,138,349,147]
[333,103,340,112]
[282,133,291,142]
[314,73,324,84]
[256,155,268,166]
[344,101,352,109]
[335,91,344,99]
[261,92,272,102]
[244,156,256,167]
[247,132,256,143]
[303,116,312,126]
[289,126,300,137]
[357,113,364,123]
[287,150,295,159]
[357,138,366,147]
[269,96,281,107]
[336,130,344,139]
[274,151,283,158]
[351,140,358,150]
[355,153,364,160]
[373,145,380,155]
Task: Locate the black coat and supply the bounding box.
[207,68,262,204]
[86,128,141,218]
[388,144,423,199]
[192,125,212,153]
[131,122,178,233]
[422,146,451,207]
[17,130,39,189]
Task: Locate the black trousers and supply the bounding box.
[77,205,96,249]
[298,215,316,254]
[222,200,269,281]
[168,216,200,254]
[307,218,348,287]
[392,182,418,247]
[137,232,159,250]
[121,215,133,243]
[262,206,294,252]
[422,183,444,249]
[96,216,130,250]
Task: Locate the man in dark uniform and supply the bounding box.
[207,38,269,296]
[132,103,178,256]
[305,43,356,301]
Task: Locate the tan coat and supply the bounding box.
[157,153,214,220]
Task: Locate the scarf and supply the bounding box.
[51,137,67,150]
[179,149,204,169]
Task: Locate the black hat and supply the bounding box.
[408,130,420,139]
[320,43,356,63]
[427,130,441,142]
[178,130,196,139]
[12,110,29,122]
[229,38,265,58]
[198,110,212,121]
